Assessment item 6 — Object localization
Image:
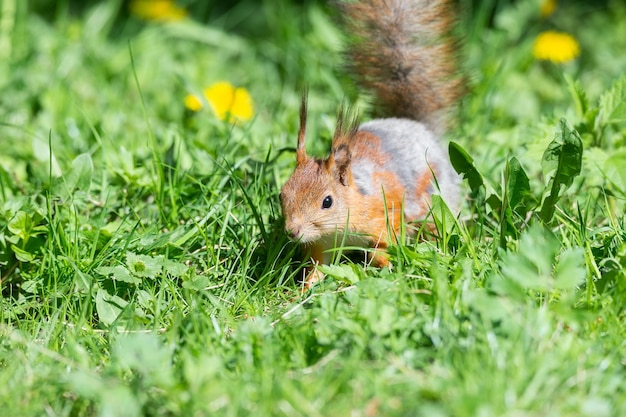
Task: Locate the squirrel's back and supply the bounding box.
[339,0,462,133]
[354,118,460,213]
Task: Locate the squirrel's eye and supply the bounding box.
[322,195,333,209]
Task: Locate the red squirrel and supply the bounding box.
[280,0,463,287]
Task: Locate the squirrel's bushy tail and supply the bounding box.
[339,0,462,133]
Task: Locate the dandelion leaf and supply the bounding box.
[506,157,532,213]
[448,141,484,194]
[430,194,458,236]
[539,119,583,223]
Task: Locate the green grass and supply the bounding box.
[1,0,625,416]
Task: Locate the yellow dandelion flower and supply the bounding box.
[130,0,187,22]
[184,94,203,112]
[185,81,254,123]
[540,0,557,18]
[533,31,580,63]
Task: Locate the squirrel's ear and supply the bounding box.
[327,143,351,186]
[296,90,308,166]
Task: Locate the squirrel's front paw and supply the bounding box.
[370,249,391,270]
[302,268,325,290]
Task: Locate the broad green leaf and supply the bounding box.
[52,153,95,199]
[95,288,128,326]
[485,193,503,213]
[95,265,140,284]
[126,252,162,279]
[74,269,94,292]
[317,264,361,284]
[506,157,532,212]
[540,119,583,223]
[448,141,484,193]
[32,137,62,177]
[182,273,210,291]
[20,280,38,294]
[8,211,32,241]
[161,257,188,278]
[135,289,154,310]
[10,244,35,262]
[430,194,457,235]
[66,153,94,192]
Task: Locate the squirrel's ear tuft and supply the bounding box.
[296,90,308,166]
[328,103,358,186]
[332,103,360,145]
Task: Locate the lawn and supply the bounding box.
[1,0,625,416]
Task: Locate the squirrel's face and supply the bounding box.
[280,158,350,243]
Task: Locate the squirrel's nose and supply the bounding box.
[286,226,302,241]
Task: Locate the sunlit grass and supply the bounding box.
[0,1,625,416]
